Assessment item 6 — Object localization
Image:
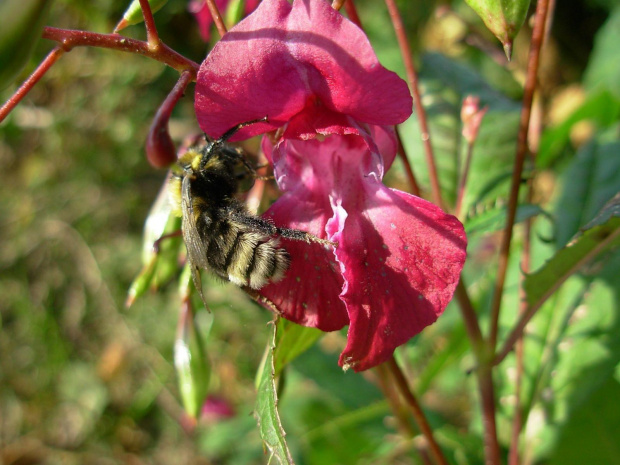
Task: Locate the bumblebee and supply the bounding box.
[168,119,333,306]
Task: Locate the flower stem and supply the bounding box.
[41,27,200,74]
[488,0,552,350]
[138,0,161,48]
[386,357,448,465]
[0,46,65,123]
[384,0,443,210]
[343,0,362,29]
[375,362,416,438]
[205,0,227,38]
[396,130,421,197]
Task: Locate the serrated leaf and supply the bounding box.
[555,139,620,247]
[273,319,323,376]
[254,322,295,465]
[524,194,620,307]
[464,0,531,58]
[175,306,212,419]
[0,0,52,90]
[465,203,544,235]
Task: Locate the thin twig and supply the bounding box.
[0,47,65,123]
[375,363,416,437]
[205,0,228,38]
[395,129,422,197]
[384,0,443,210]
[42,27,200,73]
[386,357,449,465]
[138,0,161,48]
[343,0,362,29]
[488,0,552,350]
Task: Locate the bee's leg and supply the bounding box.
[229,211,337,247]
[153,230,183,253]
[275,227,337,247]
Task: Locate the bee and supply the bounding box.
[168,119,334,307]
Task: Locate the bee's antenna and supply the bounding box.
[218,116,269,143]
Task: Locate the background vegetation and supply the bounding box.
[1,0,619,463]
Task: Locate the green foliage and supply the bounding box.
[254,322,295,464]
[2,0,620,464]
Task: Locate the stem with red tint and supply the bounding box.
[0,47,65,123]
[387,357,449,465]
[42,27,199,73]
[205,0,228,38]
[384,0,443,210]
[488,0,552,350]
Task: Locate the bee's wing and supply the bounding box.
[181,175,211,311]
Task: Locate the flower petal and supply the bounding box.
[337,184,467,371]
[258,137,348,330]
[195,0,412,140]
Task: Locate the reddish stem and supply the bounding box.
[42,27,199,73]
[488,0,552,350]
[205,0,228,38]
[0,47,65,123]
[395,130,421,197]
[384,0,443,210]
[386,357,449,465]
[343,0,362,29]
[138,0,161,47]
[455,141,474,219]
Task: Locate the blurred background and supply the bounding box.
[1,0,618,463]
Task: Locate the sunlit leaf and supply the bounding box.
[273,319,323,376]
[524,194,620,307]
[464,203,544,236]
[255,322,295,465]
[175,304,212,419]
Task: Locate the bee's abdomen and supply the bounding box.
[205,221,290,289]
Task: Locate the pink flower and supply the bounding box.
[194,0,412,141]
[190,0,259,42]
[193,0,467,371]
[260,131,466,371]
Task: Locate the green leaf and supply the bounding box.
[175,307,212,419]
[255,322,295,465]
[464,202,544,236]
[584,5,620,99]
[273,319,323,376]
[118,0,169,29]
[463,0,531,59]
[401,53,520,208]
[555,139,620,247]
[550,376,620,465]
[524,194,620,307]
[0,0,52,90]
